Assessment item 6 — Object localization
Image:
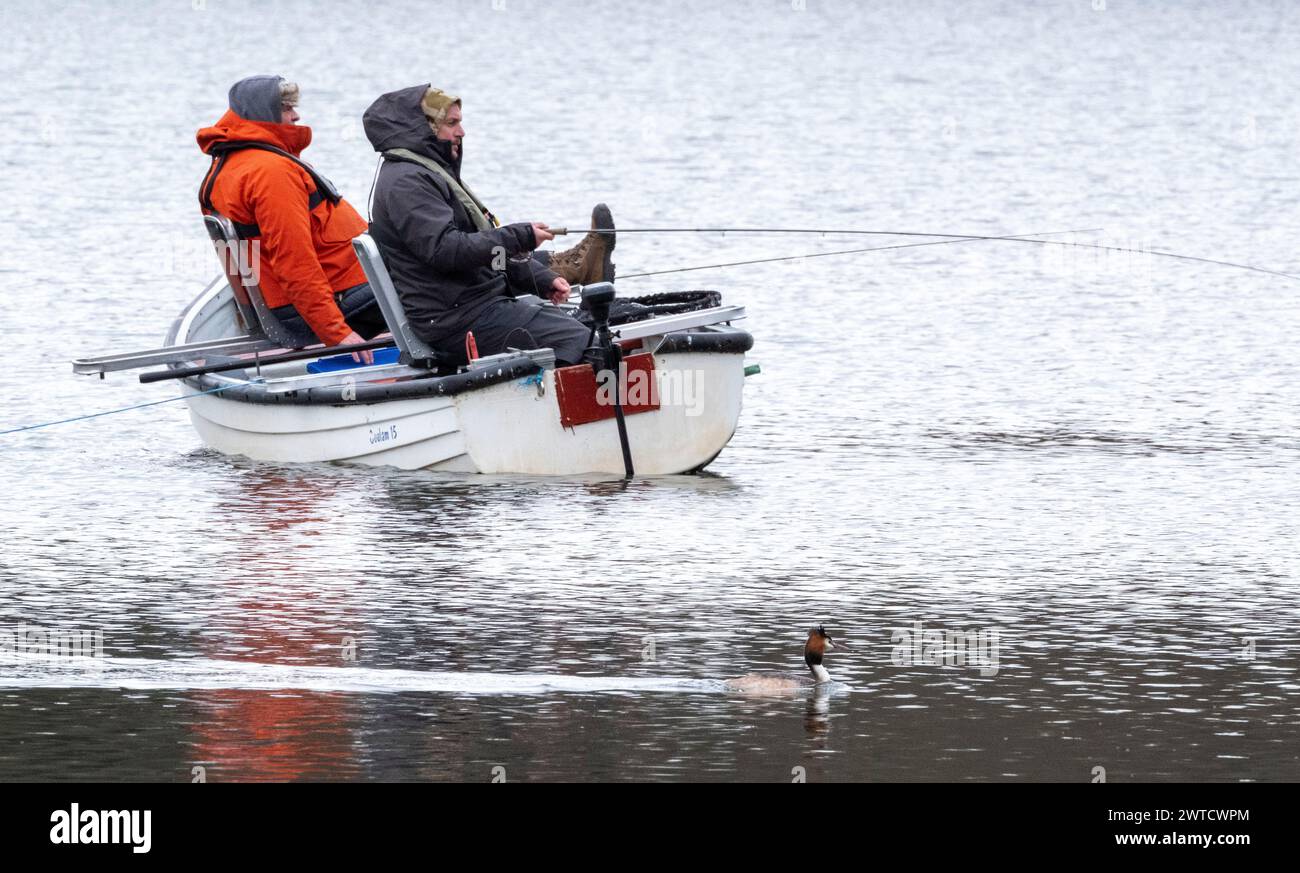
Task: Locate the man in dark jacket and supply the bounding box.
[362,84,611,366]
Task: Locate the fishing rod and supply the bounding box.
[608,228,1096,280]
[548,226,1300,284]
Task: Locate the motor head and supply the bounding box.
[579,282,618,371]
[580,281,616,318]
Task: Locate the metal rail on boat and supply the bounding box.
[612,305,746,341]
[72,335,283,377]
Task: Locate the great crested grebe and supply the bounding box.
[724,625,846,694]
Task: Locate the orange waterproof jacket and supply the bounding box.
[197,111,368,345]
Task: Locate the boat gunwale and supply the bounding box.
[182,327,754,405]
[172,277,753,406]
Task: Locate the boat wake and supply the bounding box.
[0,653,727,696]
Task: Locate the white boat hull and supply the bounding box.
[172,278,750,475]
[185,350,743,475]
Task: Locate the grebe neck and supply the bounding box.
[810,664,831,684]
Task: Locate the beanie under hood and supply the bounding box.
[363,83,462,177]
[229,75,286,124]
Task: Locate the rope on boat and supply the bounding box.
[0,381,253,436]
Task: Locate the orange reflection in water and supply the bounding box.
[188,467,362,781]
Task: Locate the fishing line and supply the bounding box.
[613,228,1097,280]
[0,381,255,436]
[22,225,1290,433]
[562,226,1300,283]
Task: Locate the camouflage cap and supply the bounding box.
[421,87,461,127]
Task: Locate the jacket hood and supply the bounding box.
[197,109,313,156]
[229,75,285,123]
[363,84,461,177]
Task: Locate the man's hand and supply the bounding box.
[531,222,555,246]
[549,276,571,305]
[340,330,374,365]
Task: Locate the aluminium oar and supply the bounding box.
[138,338,395,383]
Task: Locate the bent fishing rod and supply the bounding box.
[610,229,1097,280]
[547,225,1300,284]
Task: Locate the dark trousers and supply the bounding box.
[271,283,387,344]
[433,297,593,367]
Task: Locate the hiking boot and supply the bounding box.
[548,203,615,285]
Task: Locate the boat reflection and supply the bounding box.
[188,466,359,781]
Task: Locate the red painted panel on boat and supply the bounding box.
[555,352,661,428]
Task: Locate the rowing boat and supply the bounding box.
[73,232,754,476]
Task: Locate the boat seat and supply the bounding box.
[351,233,440,367]
[203,213,317,349]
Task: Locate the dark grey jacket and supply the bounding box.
[362,84,556,344]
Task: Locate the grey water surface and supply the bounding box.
[0,0,1298,782]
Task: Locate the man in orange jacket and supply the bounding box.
[198,75,381,363]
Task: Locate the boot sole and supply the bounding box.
[592,202,615,283]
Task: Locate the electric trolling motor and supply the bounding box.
[580,281,618,371]
[579,281,634,477]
